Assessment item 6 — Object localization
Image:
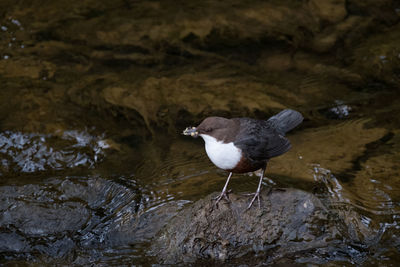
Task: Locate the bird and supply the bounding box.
[182,109,303,209]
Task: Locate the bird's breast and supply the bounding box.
[200,134,242,170]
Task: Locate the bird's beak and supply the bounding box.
[182,126,199,138]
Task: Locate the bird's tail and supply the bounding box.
[267,109,303,135]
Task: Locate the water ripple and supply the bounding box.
[0,130,110,174]
[312,164,400,259]
[0,176,183,264]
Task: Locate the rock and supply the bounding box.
[350,24,400,87]
[1,0,398,137]
[101,73,287,131]
[151,188,347,264]
[272,119,387,182]
[0,176,182,262]
[0,57,55,79]
[347,0,399,25]
[311,16,364,53]
[308,0,347,24]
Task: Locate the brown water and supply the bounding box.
[1,0,400,265]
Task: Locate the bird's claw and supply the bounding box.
[246,191,261,210]
[214,189,232,206]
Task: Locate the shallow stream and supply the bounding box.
[1,0,400,265]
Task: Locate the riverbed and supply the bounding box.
[1,0,400,265]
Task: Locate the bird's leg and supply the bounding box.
[247,166,267,210]
[214,172,233,204]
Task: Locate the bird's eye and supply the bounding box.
[205,127,212,132]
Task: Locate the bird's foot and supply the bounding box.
[244,187,272,210]
[214,189,232,206]
[246,191,261,210]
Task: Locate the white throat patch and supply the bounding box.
[200,134,242,170]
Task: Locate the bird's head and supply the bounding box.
[182,117,233,140]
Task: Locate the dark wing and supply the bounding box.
[233,118,291,161]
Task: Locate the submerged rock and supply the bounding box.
[0,177,181,264]
[151,188,348,264]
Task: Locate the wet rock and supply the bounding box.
[0,184,90,236]
[347,0,399,25]
[101,73,287,130]
[0,176,183,263]
[1,0,398,136]
[267,118,387,182]
[308,0,347,24]
[319,100,352,119]
[351,24,400,87]
[0,130,109,174]
[0,232,28,253]
[0,57,55,79]
[258,52,293,72]
[151,188,347,264]
[311,16,364,53]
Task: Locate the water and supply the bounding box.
[1,0,400,265]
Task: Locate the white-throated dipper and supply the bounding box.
[183,109,303,209]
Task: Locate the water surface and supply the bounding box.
[1,0,400,265]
